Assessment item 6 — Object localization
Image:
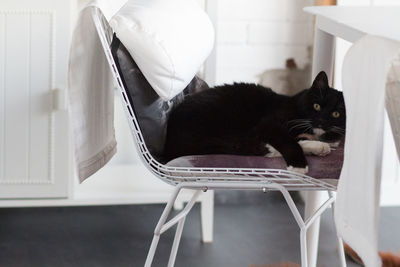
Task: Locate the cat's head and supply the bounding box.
[293,71,346,142]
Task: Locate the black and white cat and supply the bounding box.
[164,71,346,174]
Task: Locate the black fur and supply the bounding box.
[164,71,346,168]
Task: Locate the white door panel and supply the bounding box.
[0,0,72,198]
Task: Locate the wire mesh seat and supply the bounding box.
[91,7,346,267]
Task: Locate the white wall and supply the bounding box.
[215,0,314,84]
[334,0,400,89]
[79,0,315,86]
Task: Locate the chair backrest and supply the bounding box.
[91,7,153,165]
[110,36,210,161]
[91,7,208,167]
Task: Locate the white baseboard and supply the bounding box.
[0,164,209,208]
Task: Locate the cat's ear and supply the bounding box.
[311,71,329,90]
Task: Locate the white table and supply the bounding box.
[303,6,400,267]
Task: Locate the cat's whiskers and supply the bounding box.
[330,126,345,136]
[332,131,344,136]
[288,122,311,128]
[331,126,345,133]
[288,122,312,132]
[287,119,311,127]
[288,119,312,123]
[303,125,313,133]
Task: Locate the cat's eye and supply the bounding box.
[313,103,321,111]
[332,111,340,118]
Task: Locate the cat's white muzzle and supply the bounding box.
[313,128,325,137]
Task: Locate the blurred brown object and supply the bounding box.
[343,242,363,264]
[314,0,337,5]
[344,242,400,266]
[249,263,300,267]
[286,58,297,69]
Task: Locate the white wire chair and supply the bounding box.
[91,7,346,267]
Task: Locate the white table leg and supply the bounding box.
[304,191,327,267]
[306,23,336,267]
[312,24,335,82]
[200,190,214,243]
[173,200,184,210]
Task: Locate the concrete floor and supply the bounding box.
[0,191,399,267]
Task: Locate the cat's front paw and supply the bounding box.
[315,142,331,156]
[287,165,309,175]
[299,140,331,156]
[328,141,340,148]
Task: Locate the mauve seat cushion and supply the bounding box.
[166,143,344,180]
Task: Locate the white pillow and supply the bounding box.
[110,0,215,101]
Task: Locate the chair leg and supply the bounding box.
[167,217,186,267]
[145,187,201,267]
[144,235,161,267]
[300,228,308,267]
[272,184,308,267]
[272,184,334,267]
[328,191,347,267]
[200,190,214,243]
[144,186,183,267]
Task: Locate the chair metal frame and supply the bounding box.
[91,7,346,267]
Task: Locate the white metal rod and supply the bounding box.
[300,229,308,267]
[274,184,306,229]
[304,196,336,229]
[161,190,201,234]
[144,235,160,267]
[167,217,186,267]
[144,187,183,267]
[154,186,183,235]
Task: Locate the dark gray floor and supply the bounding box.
[0,192,399,267]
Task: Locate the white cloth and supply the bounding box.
[110,0,215,101]
[68,0,126,182]
[336,35,400,267]
[386,53,400,162]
